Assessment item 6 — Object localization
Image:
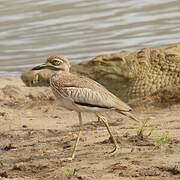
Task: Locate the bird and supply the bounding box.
[32,55,138,160]
[21,55,70,87]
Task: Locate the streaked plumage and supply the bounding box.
[32,55,138,160]
[50,72,132,112]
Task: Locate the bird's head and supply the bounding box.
[32,55,70,72]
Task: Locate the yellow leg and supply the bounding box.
[71,112,83,160]
[97,113,119,153]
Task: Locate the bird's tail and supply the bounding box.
[115,109,139,123]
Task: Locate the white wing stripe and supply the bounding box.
[60,87,116,108]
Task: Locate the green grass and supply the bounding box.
[64,166,73,179]
[137,120,154,138]
[137,120,168,149]
[152,132,168,149]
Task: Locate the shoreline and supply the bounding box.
[0,43,180,179]
[0,73,180,179]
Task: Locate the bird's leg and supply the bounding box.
[97,114,120,154]
[71,112,83,160]
[97,116,101,122]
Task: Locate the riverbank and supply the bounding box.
[0,77,179,179]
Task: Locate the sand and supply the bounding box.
[0,77,180,179]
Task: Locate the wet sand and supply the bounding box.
[0,77,180,179]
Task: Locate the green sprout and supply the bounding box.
[137,120,147,137]
[147,124,154,137]
[64,166,72,179]
[152,132,168,149]
[137,119,154,138]
[136,120,169,149]
[159,132,168,145]
[152,137,159,149]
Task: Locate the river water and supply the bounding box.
[1,0,180,76]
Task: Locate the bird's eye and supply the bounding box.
[51,58,62,66]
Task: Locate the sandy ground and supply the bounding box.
[0,77,180,180]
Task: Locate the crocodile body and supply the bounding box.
[71,44,180,102]
[21,44,180,102]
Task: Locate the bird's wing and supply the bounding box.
[61,87,117,109]
[51,72,131,111]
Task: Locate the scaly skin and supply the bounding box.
[71,44,180,102]
[128,46,180,99]
[21,44,180,103]
[21,69,53,87]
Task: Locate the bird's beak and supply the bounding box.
[32,63,65,71]
[32,63,48,70]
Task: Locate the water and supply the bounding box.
[1,0,180,76]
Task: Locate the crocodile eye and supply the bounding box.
[51,58,63,66]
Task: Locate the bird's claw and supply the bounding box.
[108,145,120,156]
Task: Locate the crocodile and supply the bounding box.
[21,68,54,87]
[21,44,180,103]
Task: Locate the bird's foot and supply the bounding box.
[108,145,120,156]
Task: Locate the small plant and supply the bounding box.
[64,166,72,179]
[137,120,153,138]
[159,132,168,145]
[137,120,147,137]
[152,132,168,149]
[136,121,169,149]
[152,137,159,149]
[147,124,154,137]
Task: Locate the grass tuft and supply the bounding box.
[64,166,72,179]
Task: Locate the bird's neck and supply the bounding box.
[50,70,69,79]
